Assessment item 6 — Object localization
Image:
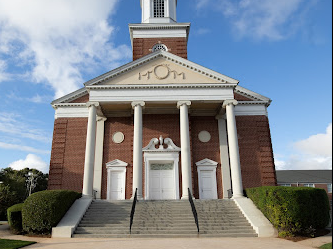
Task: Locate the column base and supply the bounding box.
[81,195,93,200]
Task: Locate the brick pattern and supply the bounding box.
[70,94,89,103]
[102,117,134,200]
[48,118,88,192]
[190,117,223,199]
[48,115,277,199]
[236,116,277,189]
[133,38,188,60]
[48,119,68,189]
[234,93,254,101]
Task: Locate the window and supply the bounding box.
[154,0,165,18]
[303,183,315,188]
[152,44,168,52]
[279,184,291,187]
[328,184,332,194]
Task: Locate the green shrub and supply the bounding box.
[7,203,24,234]
[22,190,81,235]
[246,186,330,237]
[0,185,20,221]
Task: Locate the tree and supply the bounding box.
[0,167,48,220]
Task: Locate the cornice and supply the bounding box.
[235,86,272,105]
[86,83,235,91]
[51,88,88,105]
[238,101,270,106]
[52,103,86,109]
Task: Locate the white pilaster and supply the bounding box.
[132,101,145,199]
[177,101,192,199]
[82,102,99,198]
[216,115,232,199]
[93,116,107,199]
[223,100,244,198]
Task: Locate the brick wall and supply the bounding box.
[236,115,277,189]
[70,94,89,103]
[190,117,222,199]
[133,38,188,60]
[48,118,88,192]
[102,117,134,200]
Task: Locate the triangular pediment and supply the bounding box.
[106,159,128,168]
[85,51,239,87]
[196,158,218,167]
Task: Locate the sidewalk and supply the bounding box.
[1,223,332,249]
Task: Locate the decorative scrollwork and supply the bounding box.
[139,64,185,81]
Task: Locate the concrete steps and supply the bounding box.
[73,199,257,238]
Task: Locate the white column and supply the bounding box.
[223,100,244,198]
[132,101,145,199]
[216,115,232,199]
[177,101,192,200]
[82,102,99,198]
[93,116,107,199]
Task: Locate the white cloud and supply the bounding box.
[295,123,332,157]
[0,0,131,98]
[0,141,50,155]
[0,59,9,82]
[275,123,332,170]
[8,154,49,173]
[0,112,51,143]
[196,0,316,41]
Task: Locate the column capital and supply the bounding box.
[223,100,238,109]
[131,101,146,109]
[177,101,191,109]
[86,102,100,108]
[97,116,107,122]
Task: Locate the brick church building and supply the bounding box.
[48,0,277,201]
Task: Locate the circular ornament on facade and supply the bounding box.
[198,131,211,143]
[112,132,125,144]
[154,65,170,80]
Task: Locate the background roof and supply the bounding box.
[276,170,332,184]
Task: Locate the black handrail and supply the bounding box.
[130,188,138,234]
[188,188,200,233]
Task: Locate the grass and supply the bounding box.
[0,239,36,249]
[320,243,332,249]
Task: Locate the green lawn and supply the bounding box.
[320,243,332,249]
[0,239,36,249]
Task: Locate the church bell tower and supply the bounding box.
[129,0,190,60]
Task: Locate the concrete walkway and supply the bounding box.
[1,223,331,249]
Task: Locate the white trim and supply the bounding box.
[235,86,272,105]
[132,29,187,38]
[88,85,234,103]
[235,104,268,116]
[106,160,128,201]
[196,159,218,200]
[54,105,89,119]
[144,152,180,200]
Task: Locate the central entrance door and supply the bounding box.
[149,163,175,200]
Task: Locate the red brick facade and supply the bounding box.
[49,118,88,192]
[133,38,188,60]
[236,116,277,188]
[49,113,277,199]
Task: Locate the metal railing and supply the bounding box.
[188,188,200,233]
[130,188,138,234]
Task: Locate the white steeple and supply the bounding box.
[140,0,177,23]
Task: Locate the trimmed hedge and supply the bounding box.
[22,190,81,235]
[246,186,330,237]
[7,203,24,234]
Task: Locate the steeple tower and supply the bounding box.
[129,0,190,60]
[141,0,177,23]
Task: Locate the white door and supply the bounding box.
[110,171,124,200]
[200,170,217,200]
[149,163,175,200]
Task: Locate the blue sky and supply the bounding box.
[0,0,331,173]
